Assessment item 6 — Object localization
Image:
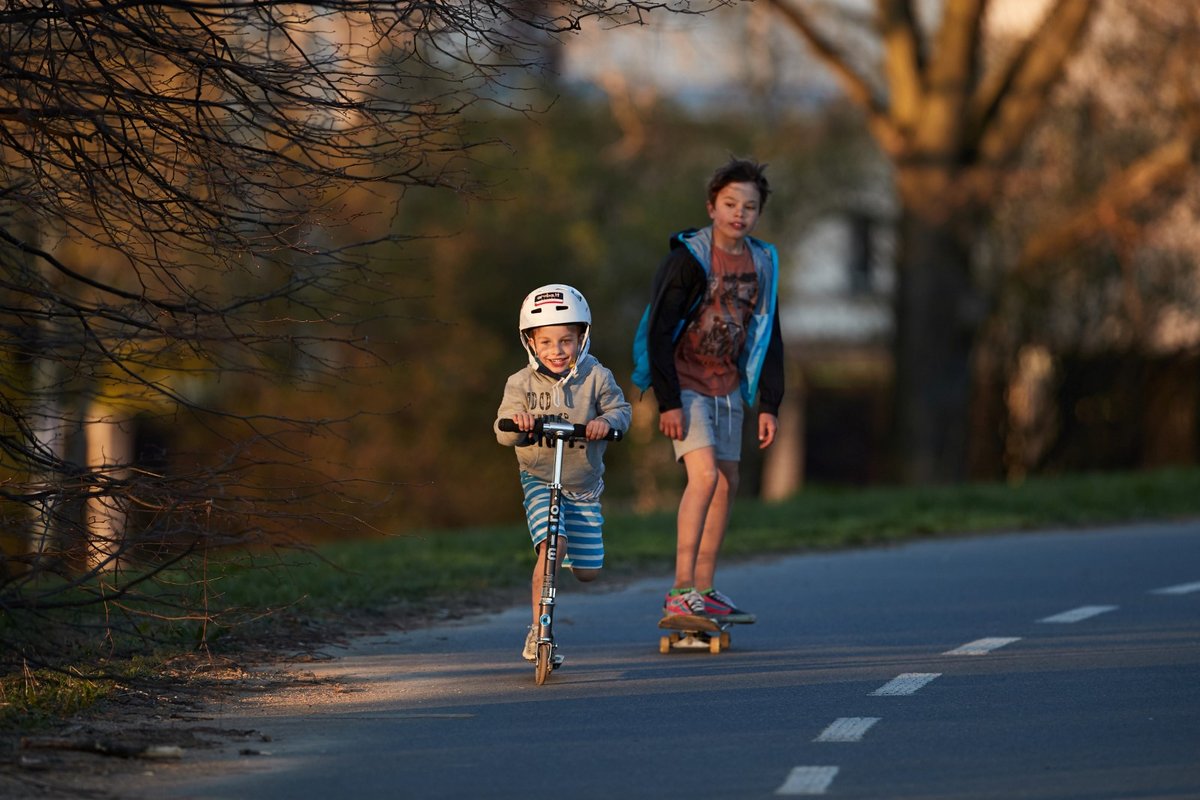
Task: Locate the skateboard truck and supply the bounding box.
[657,614,732,654]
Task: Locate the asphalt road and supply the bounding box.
[152,520,1200,799]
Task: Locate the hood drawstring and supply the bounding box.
[532,359,578,409]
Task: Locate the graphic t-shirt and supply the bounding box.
[675,245,758,398]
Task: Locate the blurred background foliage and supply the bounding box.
[2,0,1197,572]
[1,1,1198,682]
[284,90,882,533]
[79,45,1200,541]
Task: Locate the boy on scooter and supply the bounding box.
[495,284,631,661]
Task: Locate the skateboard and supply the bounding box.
[658,614,733,654]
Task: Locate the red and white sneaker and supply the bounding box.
[702,588,756,623]
[663,589,707,617]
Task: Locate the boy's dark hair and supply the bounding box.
[707,158,770,209]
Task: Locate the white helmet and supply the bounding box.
[518,283,592,377]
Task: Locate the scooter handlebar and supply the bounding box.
[498,417,623,442]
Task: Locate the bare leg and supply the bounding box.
[674,447,720,589]
[532,536,591,626]
[563,533,599,582]
[571,567,599,582]
[531,540,547,626]
[693,460,739,590]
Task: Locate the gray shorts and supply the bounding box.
[672,389,744,462]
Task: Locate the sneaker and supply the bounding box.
[662,589,707,617]
[702,588,756,624]
[522,625,537,662]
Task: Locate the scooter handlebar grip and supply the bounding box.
[570,424,624,441]
[498,418,548,435]
[497,418,623,441]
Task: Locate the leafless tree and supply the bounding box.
[0,0,703,665]
[987,3,1200,476]
[766,0,1200,481]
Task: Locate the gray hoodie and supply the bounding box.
[494,354,632,496]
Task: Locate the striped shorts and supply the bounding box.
[519,471,605,570]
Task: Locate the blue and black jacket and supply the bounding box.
[631,226,784,415]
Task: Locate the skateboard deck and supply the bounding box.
[658,615,732,654]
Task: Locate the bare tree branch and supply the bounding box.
[767,0,904,154]
[0,0,701,667]
[910,0,983,155]
[1016,116,1200,273]
[878,0,924,134]
[969,0,1095,166]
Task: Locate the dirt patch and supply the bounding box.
[0,597,498,800]
[1,651,306,799]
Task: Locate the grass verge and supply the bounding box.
[211,466,1200,621]
[3,467,1199,726]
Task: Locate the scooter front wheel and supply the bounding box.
[534,642,553,685]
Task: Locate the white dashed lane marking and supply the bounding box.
[1038,605,1118,623]
[944,637,1021,656]
[775,766,840,795]
[814,717,880,742]
[776,573,1197,796]
[1151,580,1200,595]
[870,673,941,696]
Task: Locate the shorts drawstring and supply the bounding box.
[712,393,733,438]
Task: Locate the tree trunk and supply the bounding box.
[28,364,72,557]
[28,259,76,561]
[760,369,805,501]
[966,317,1013,481]
[84,401,134,572]
[890,199,982,483]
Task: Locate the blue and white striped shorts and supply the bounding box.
[519,471,605,570]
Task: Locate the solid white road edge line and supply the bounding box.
[944,637,1022,656]
[1038,605,1118,623]
[1151,580,1200,595]
[870,673,941,696]
[775,766,839,795]
[814,717,880,743]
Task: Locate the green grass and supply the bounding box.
[0,666,115,728]
[4,467,1199,727]
[210,467,1200,619]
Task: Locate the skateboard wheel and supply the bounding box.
[659,635,671,654]
[720,631,731,649]
[709,635,721,654]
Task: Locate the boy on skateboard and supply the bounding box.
[632,158,785,627]
[495,284,632,661]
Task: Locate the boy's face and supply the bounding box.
[529,324,581,375]
[707,181,762,250]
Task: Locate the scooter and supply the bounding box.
[498,417,622,684]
